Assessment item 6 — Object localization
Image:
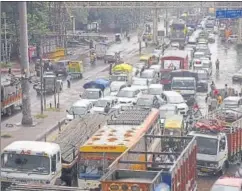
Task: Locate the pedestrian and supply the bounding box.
[67,74,71,88]
[215,59,220,70]
[217,94,223,109]
[224,84,228,98]
[206,94,212,112]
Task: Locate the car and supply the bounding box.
[232,68,242,83]
[134,62,147,70]
[221,96,242,122]
[170,41,180,49]
[140,69,159,83]
[135,94,161,109]
[194,58,212,76]
[228,35,238,44]
[208,33,215,43]
[161,91,189,116]
[149,64,161,75]
[210,177,242,191]
[194,69,209,92]
[91,96,119,114]
[131,77,150,92]
[197,38,208,45]
[193,52,206,66]
[153,49,163,58]
[110,81,127,96]
[116,86,142,105]
[66,100,93,121]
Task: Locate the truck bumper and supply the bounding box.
[197,166,221,175]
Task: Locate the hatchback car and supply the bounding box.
[66,99,93,121]
[116,86,142,105]
[135,94,161,109]
[232,68,242,83]
[91,96,118,114]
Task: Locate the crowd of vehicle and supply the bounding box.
[3,13,242,191]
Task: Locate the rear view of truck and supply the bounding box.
[104,135,197,191]
[95,42,107,59]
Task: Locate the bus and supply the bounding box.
[78,108,160,186]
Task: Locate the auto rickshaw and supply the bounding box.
[139,54,158,66]
[163,115,184,136]
[68,60,83,79]
[115,33,121,43]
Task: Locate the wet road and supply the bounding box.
[195,33,242,189]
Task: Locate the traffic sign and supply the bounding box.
[226,10,241,18]
[216,9,242,19]
[216,10,227,19]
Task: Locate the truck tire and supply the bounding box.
[219,162,228,176]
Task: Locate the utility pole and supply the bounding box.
[3,12,7,64]
[0,2,2,190]
[19,1,33,126]
[39,42,44,115]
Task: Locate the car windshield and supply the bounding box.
[140,71,154,78]
[1,153,50,175]
[82,91,100,99]
[148,88,163,95]
[172,80,195,90]
[69,106,87,115]
[211,185,240,191]
[110,83,122,92]
[194,53,204,59]
[197,73,208,80]
[196,136,218,155]
[168,95,184,104]
[95,100,108,108]
[133,79,147,86]
[137,98,153,106]
[117,90,135,98]
[224,101,238,108]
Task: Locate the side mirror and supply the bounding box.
[79,94,82,97]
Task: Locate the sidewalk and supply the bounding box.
[1,36,154,150]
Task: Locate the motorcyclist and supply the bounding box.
[215,59,220,70]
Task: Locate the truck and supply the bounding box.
[102,135,197,191]
[1,113,109,190]
[67,61,83,80]
[95,42,107,59]
[33,72,63,95]
[1,76,22,116]
[188,117,242,176]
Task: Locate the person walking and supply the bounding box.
[67,74,71,88]
[205,94,212,112]
[224,84,228,98]
[217,94,223,109]
[215,59,220,71]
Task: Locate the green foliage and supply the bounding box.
[71,8,89,24]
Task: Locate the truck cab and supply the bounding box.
[188,120,229,176]
[1,141,62,185]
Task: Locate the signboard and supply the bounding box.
[163,60,181,69]
[216,9,242,19]
[80,145,127,153]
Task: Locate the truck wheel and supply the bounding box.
[219,162,227,176]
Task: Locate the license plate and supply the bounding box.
[201,168,209,172]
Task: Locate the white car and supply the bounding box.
[91,96,119,114]
[149,64,161,74]
[228,35,238,44]
[116,86,142,105]
[132,77,149,92]
[66,99,93,121]
[110,81,127,96]
[161,91,189,116]
[153,49,163,58]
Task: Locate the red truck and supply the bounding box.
[102,135,197,191]
[189,117,242,176]
[160,50,189,89]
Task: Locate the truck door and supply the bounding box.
[218,136,228,164]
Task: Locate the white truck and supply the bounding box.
[1,77,22,116]
[188,115,242,176]
[1,113,109,189]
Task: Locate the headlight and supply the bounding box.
[209,163,218,168]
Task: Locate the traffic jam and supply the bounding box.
[2,12,242,191]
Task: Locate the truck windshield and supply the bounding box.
[211,185,240,191]
[172,80,195,90]
[196,137,218,155]
[111,75,127,82]
[82,91,100,99]
[69,106,87,115]
[1,153,50,175]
